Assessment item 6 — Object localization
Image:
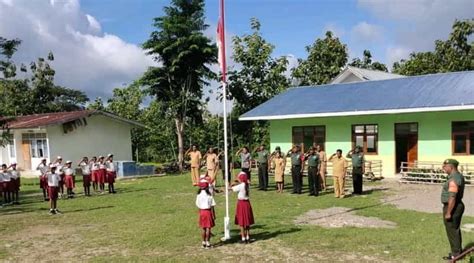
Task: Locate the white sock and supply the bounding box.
[241,237,246,241]
[246,235,250,240]
[205,241,210,246]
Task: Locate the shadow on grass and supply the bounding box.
[66,205,115,213]
[215,224,301,246]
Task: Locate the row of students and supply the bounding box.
[0,163,20,206]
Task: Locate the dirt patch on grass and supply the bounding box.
[294,207,397,229]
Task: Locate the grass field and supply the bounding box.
[0,174,473,262]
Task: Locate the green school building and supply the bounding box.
[240,68,474,178]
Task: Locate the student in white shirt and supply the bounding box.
[90,156,99,193]
[106,154,117,194]
[53,156,65,197]
[78,157,92,196]
[64,161,75,199]
[9,163,20,204]
[97,156,106,193]
[195,181,216,249]
[231,172,255,244]
[47,166,61,215]
[37,159,49,201]
[1,164,12,205]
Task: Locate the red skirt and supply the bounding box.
[106,171,116,184]
[199,209,215,228]
[10,178,20,191]
[235,200,255,227]
[48,186,59,200]
[91,170,98,182]
[83,174,91,187]
[40,176,48,189]
[98,169,106,184]
[2,182,10,192]
[65,175,74,189]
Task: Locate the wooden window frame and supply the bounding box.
[352,124,379,155]
[292,126,326,152]
[451,121,474,155]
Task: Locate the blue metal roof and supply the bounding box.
[240,71,474,120]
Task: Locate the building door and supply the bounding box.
[21,141,31,170]
[395,123,418,173]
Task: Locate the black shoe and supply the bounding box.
[442,253,454,260]
[54,209,62,214]
[49,209,56,215]
[308,193,315,196]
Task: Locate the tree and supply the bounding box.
[393,19,473,75]
[141,0,217,170]
[87,97,106,110]
[292,31,348,85]
[349,50,388,72]
[227,18,289,147]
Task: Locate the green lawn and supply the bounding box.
[0,174,473,262]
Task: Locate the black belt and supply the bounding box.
[292,165,301,167]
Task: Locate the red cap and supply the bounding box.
[198,181,209,189]
[238,172,248,183]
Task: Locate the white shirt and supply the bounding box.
[99,162,106,169]
[9,169,20,179]
[106,161,116,172]
[64,167,74,176]
[47,172,60,187]
[195,191,216,209]
[37,163,49,175]
[54,163,64,174]
[1,171,11,182]
[91,161,99,171]
[232,183,249,200]
[80,161,91,175]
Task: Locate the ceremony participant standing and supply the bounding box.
[231,172,255,244]
[90,156,99,192]
[37,159,49,201]
[186,145,202,186]
[273,151,285,193]
[98,156,106,193]
[195,181,216,249]
[288,145,303,194]
[305,147,320,196]
[441,159,465,260]
[53,156,65,197]
[315,144,327,191]
[1,164,11,204]
[204,147,218,184]
[236,147,252,180]
[79,157,91,196]
[47,166,61,215]
[64,161,75,199]
[346,146,365,195]
[218,152,232,185]
[106,154,117,194]
[254,145,269,191]
[329,150,348,198]
[9,163,20,204]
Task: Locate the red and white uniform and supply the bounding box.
[80,161,92,187]
[91,161,99,182]
[232,182,255,227]
[47,172,60,200]
[1,171,11,193]
[64,167,75,189]
[98,162,106,184]
[37,163,49,189]
[54,162,65,186]
[195,191,216,228]
[106,160,116,184]
[9,169,20,192]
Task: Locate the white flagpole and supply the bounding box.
[222,81,230,240]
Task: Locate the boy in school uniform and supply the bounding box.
[9,163,20,204]
[79,157,92,196]
[47,166,61,215]
[64,161,75,199]
[98,156,106,193]
[37,159,49,201]
[1,164,12,204]
[106,154,117,194]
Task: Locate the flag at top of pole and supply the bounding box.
[217,0,226,83]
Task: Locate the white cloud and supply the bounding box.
[385,46,412,69]
[0,0,154,100]
[351,22,383,43]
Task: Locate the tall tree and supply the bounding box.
[87,97,106,111]
[141,0,216,170]
[349,50,388,72]
[227,18,289,147]
[393,19,473,75]
[292,31,348,85]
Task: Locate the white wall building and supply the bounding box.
[0,110,144,175]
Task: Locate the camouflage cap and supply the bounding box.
[443,159,459,167]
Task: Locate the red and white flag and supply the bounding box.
[217,0,226,83]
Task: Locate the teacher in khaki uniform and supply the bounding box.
[329,149,348,198]
[441,159,465,260]
[185,145,202,186]
[346,145,365,195]
[315,144,327,191]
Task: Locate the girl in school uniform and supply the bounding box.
[195,181,216,249]
[37,159,49,201]
[64,161,75,199]
[9,163,20,204]
[90,156,99,193]
[1,164,12,205]
[231,171,255,244]
[53,156,65,198]
[47,166,61,215]
[106,154,117,194]
[97,156,106,193]
[79,157,92,196]
[273,152,285,193]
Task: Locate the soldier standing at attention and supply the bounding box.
[254,145,269,191]
[186,145,202,186]
[304,147,320,196]
[346,146,365,195]
[329,149,348,198]
[441,159,465,260]
[288,145,303,194]
[315,144,327,191]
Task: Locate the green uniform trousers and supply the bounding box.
[443,202,464,256]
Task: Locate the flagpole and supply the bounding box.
[222,81,230,240]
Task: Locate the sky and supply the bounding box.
[0,0,473,113]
